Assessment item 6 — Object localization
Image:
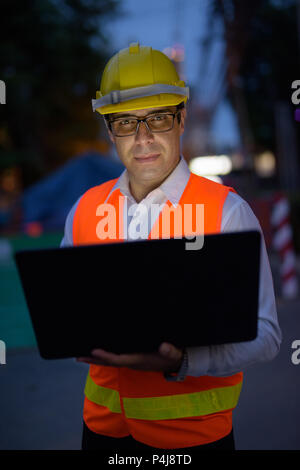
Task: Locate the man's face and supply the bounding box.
[106,106,186,185]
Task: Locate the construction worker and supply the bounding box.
[61,43,282,451]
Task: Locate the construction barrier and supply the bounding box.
[271,192,299,299]
[249,192,299,299]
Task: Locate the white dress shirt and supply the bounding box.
[61,156,282,377]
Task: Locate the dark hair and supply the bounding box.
[176,101,185,110]
[176,101,185,124]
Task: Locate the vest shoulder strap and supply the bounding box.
[73,178,119,244]
[179,173,236,233]
[183,172,237,202]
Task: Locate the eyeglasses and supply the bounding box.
[108,111,180,137]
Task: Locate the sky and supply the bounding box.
[105,0,241,150]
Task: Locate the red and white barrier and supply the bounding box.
[271,193,299,299]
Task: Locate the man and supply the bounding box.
[61,43,281,451]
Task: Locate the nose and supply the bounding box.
[135,120,154,143]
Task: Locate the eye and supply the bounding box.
[150,114,167,122]
[120,119,136,126]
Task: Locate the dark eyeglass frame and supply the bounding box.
[107,110,181,137]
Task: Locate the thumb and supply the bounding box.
[159,342,181,360]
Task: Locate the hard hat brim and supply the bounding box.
[94,94,188,115]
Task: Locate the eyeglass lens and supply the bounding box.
[110,113,175,136]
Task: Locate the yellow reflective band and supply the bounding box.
[123,382,242,420]
[84,373,122,414]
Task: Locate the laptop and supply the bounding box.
[14,230,261,359]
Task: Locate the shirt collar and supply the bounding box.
[108,155,191,206]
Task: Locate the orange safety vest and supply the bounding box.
[73,172,243,449]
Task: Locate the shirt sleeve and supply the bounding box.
[187,191,282,377]
[60,196,82,248]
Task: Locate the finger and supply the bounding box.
[91,349,119,361]
[91,349,145,367]
[76,353,116,366]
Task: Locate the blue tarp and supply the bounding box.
[21,152,124,230]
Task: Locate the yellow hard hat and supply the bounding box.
[92,42,189,115]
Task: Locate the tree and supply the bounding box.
[212,0,299,162]
[0,0,121,187]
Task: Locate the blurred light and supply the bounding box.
[189,155,232,176]
[173,44,185,62]
[25,222,43,237]
[254,151,276,177]
[231,151,245,170]
[202,175,223,184]
[163,47,173,58]
[163,44,184,62]
[1,169,17,192]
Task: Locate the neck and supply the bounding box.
[128,156,180,202]
[129,179,160,203]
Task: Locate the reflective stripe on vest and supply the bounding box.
[84,373,122,413]
[85,372,242,420]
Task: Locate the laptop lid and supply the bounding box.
[14,230,260,359]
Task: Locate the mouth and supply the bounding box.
[134,153,160,163]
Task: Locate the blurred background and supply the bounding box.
[0,0,300,450]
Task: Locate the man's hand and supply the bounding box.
[76,342,183,373]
